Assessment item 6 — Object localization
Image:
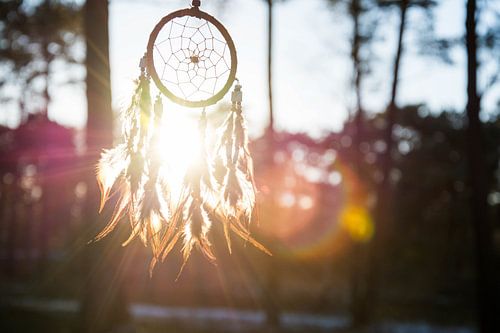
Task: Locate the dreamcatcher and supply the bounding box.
[95,0,270,274]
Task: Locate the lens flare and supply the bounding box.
[340,204,373,242]
[255,148,374,261]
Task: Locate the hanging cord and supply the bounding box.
[231,81,242,112]
[200,108,207,135]
[192,0,201,8]
[231,80,243,165]
[198,107,214,190]
[199,108,208,178]
[198,108,208,165]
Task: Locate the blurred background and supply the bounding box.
[0,0,499,332]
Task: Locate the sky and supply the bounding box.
[1,0,498,138]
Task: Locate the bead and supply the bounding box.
[231,84,243,103]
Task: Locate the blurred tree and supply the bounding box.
[263,3,279,329]
[330,101,500,322]
[326,0,379,326]
[477,1,500,102]
[0,1,31,116]
[0,0,82,275]
[464,0,499,332]
[383,106,499,320]
[362,0,437,324]
[0,0,81,121]
[327,0,378,141]
[263,0,289,133]
[78,0,131,332]
[266,0,274,134]
[261,0,289,329]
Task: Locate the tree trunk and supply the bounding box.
[263,3,281,329]
[364,0,408,323]
[4,183,18,276]
[84,0,113,145]
[263,255,280,330]
[79,1,132,332]
[348,0,370,327]
[42,39,51,117]
[465,0,499,331]
[267,0,274,133]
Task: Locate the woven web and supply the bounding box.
[152,16,232,102]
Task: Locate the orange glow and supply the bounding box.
[255,146,375,261]
[340,204,373,242]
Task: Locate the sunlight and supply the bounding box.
[155,112,200,199]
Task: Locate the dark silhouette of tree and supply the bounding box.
[365,1,410,323]
[359,0,437,324]
[327,0,379,326]
[465,0,499,332]
[262,1,288,329]
[266,0,275,134]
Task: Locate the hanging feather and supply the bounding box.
[96,143,129,212]
[213,82,270,255]
[95,71,148,214]
[184,110,216,193]
[94,68,150,241]
[213,110,235,185]
[184,112,216,250]
[128,70,151,196]
[137,96,172,263]
[121,69,152,247]
[155,110,220,277]
[95,63,270,275]
[182,198,215,263]
[94,59,174,263]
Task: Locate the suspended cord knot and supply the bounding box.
[139,53,148,75]
[231,82,243,114]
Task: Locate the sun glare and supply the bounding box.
[155,112,201,197]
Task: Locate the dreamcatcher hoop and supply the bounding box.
[146,6,238,108]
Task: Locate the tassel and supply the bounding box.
[141,96,174,273]
[183,110,216,193]
[183,198,215,263]
[95,70,147,214]
[96,143,128,212]
[123,69,152,246]
[167,110,219,278]
[94,68,151,241]
[213,82,269,255]
[95,62,270,274]
[95,58,175,264]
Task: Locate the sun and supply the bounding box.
[154,111,201,197]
